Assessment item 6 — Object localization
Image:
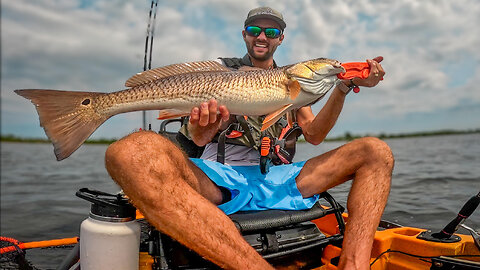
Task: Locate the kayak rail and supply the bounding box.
[0,236,79,254]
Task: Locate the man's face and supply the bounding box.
[243,18,284,62]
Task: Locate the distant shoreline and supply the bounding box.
[2,128,479,144]
[0,136,118,144]
[322,128,480,142]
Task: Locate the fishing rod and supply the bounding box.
[144,0,158,71]
[142,0,159,130]
[417,190,480,248]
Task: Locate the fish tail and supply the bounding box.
[15,89,109,161]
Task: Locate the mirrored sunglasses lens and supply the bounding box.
[265,28,281,38]
[246,26,261,36]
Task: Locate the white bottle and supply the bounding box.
[77,189,140,270]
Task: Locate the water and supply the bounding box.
[1,134,479,268]
[295,134,480,230]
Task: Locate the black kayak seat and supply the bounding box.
[226,192,345,260]
[228,192,345,233]
[229,202,329,233]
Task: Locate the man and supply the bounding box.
[105,6,392,270]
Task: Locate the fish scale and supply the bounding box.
[15,57,344,160]
[106,70,288,111]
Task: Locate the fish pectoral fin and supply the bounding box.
[286,110,295,127]
[261,104,293,131]
[125,61,231,87]
[157,109,189,120]
[287,79,301,100]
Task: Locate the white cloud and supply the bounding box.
[303,0,480,122]
[2,0,479,140]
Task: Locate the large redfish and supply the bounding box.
[15,58,344,160]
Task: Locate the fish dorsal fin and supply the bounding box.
[287,79,301,100]
[125,60,231,87]
[238,66,263,71]
[261,104,293,131]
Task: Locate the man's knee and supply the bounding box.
[106,131,147,166]
[105,131,178,172]
[354,137,394,169]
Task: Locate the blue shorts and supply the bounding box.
[190,159,319,215]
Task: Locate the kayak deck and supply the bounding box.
[312,213,480,269]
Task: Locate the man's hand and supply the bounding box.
[351,56,385,88]
[188,99,230,146]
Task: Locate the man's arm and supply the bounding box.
[297,57,385,145]
[296,86,347,145]
[188,99,231,146]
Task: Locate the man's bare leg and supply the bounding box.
[105,131,273,270]
[296,137,394,270]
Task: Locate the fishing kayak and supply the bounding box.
[1,189,479,270]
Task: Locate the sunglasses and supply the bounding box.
[245,26,282,39]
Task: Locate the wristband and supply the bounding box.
[338,79,359,95]
[349,78,360,93]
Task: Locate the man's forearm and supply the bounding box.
[301,56,385,145]
[302,84,347,145]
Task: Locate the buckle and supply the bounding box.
[226,130,243,139]
[225,123,244,139]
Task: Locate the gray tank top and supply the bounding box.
[200,143,260,166]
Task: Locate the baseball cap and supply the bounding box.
[244,7,286,30]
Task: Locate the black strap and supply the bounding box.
[216,124,237,164]
[275,123,302,164]
[216,116,257,164]
[216,127,228,164]
[215,115,259,164]
[235,116,255,147]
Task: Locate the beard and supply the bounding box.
[246,42,279,62]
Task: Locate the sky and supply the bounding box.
[2,0,479,140]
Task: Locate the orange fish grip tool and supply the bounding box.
[337,62,378,93]
[338,62,371,80]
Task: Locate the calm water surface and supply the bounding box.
[1,134,479,268]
